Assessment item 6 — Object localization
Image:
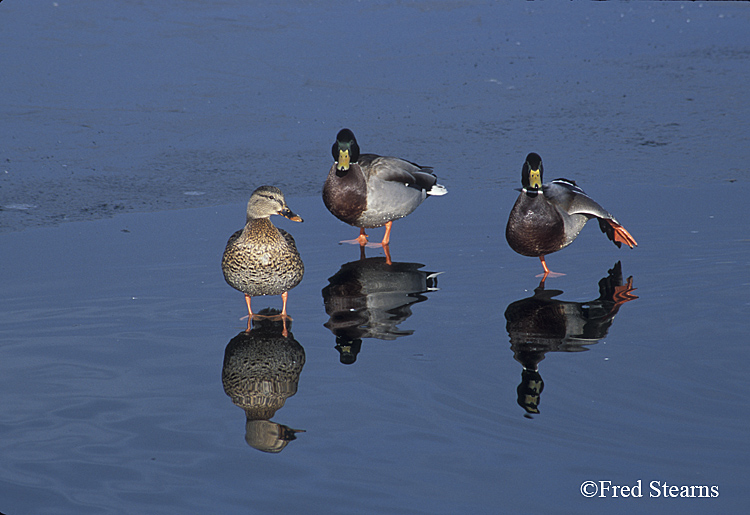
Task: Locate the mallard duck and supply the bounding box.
[323,128,447,247]
[222,186,304,325]
[506,153,637,276]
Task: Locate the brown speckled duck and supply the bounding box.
[323,128,447,247]
[222,186,304,324]
[506,153,637,276]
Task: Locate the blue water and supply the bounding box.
[2,2,749,514]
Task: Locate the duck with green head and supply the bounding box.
[506,153,637,277]
[323,128,447,249]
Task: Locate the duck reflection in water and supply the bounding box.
[322,249,442,364]
[222,309,305,453]
[505,261,638,416]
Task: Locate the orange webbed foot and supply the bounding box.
[536,256,565,278]
[605,220,637,248]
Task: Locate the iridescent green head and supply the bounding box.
[332,128,360,172]
[521,152,543,192]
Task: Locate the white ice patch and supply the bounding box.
[3,203,37,211]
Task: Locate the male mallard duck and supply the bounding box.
[323,128,447,247]
[506,153,637,276]
[222,186,304,325]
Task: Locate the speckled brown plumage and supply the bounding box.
[222,220,303,297]
[222,186,304,318]
[221,314,306,452]
[222,317,305,417]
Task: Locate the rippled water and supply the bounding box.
[2,2,749,514]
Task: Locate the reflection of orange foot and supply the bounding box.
[383,243,392,266]
[361,241,393,264]
[613,276,638,306]
[278,292,292,338]
[266,312,293,322]
[244,295,254,320]
[260,313,291,337]
[535,270,565,279]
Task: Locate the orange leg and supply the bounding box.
[536,255,565,278]
[364,221,393,249]
[540,255,550,274]
[280,291,289,319]
[244,294,253,318]
[381,221,393,246]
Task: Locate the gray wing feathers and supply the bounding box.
[367,156,441,193]
[545,179,618,223]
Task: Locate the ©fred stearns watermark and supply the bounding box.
[580,480,719,498]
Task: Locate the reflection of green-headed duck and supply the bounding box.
[323,128,447,247]
[506,153,637,276]
[222,186,304,322]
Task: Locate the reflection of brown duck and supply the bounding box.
[221,309,305,453]
[505,261,637,415]
[322,255,441,364]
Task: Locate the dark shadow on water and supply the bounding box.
[321,248,442,365]
[221,308,305,453]
[504,261,638,418]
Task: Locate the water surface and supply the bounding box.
[1,2,749,514]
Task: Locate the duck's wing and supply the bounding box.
[278,227,299,252]
[544,179,637,248]
[362,154,446,195]
[224,229,243,248]
[544,179,613,219]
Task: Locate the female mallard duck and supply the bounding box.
[222,186,304,324]
[323,128,447,247]
[506,153,637,276]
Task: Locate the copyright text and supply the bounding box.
[580,480,719,498]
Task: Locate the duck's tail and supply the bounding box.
[427,182,448,196]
